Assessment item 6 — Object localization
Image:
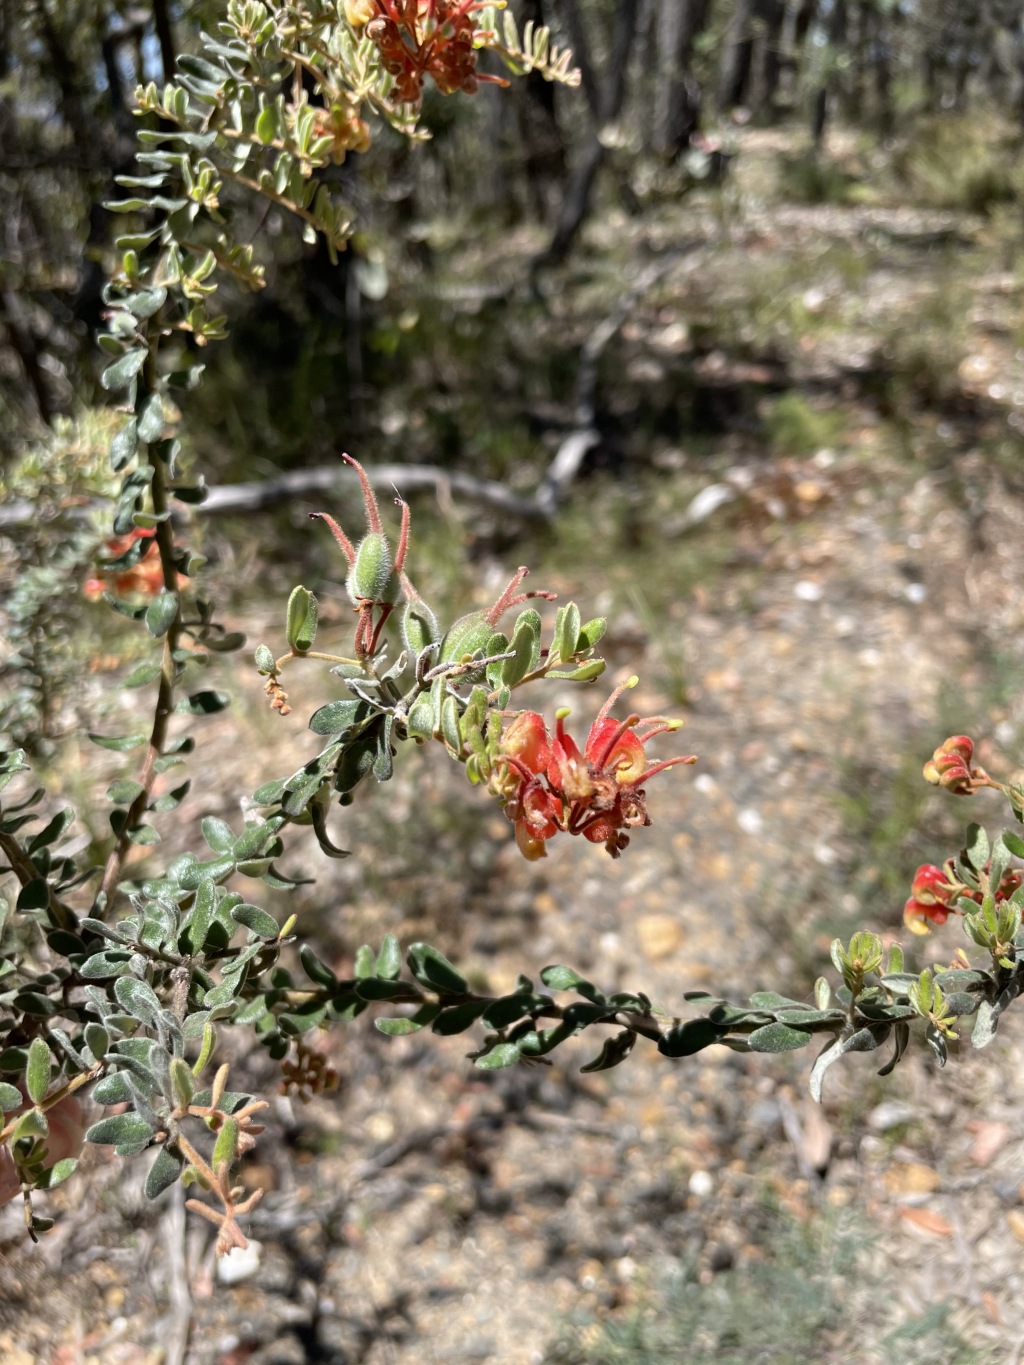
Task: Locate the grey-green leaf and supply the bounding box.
[85,1113,154,1147]
[25,1037,51,1105]
[145,591,177,637]
[747,1021,814,1053]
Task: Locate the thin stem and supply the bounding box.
[96,440,182,912]
[0,1064,102,1146]
[220,166,340,241]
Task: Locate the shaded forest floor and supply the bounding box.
[5,125,1024,1364]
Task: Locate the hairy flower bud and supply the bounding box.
[348,532,398,608]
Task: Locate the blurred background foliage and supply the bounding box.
[4,0,1024,477]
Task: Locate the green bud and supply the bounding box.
[212,1116,239,1174]
[402,596,440,653]
[348,532,398,607]
[169,1056,195,1109]
[286,586,319,652]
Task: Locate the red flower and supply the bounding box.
[83,528,167,601]
[496,679,696,859]
[903,863,956,935]
[901,859,1022,935]
[363,1,508,104]
[923,735,976,794]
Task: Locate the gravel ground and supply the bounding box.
[4,179,1024,1364]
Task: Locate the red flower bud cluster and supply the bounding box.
[361,0,507,104]
[83,527,166,601]
[903,860,1023,934]
[923,735,976,794]
[495,681,696,860]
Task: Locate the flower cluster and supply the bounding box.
[311,102,372,162]
[903,860,1024,934]
[82,527,163,601]
[494,679,696,860]
[356,0,507,103]
[923,735,977,794]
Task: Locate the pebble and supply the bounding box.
[688,1170,714,1198]
[868,1100,917,1132]
[737,807,764,835]
[636,914,683,961]
[794,579,823,601]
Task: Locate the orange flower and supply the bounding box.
[83,528,164,601]
[903,863,955,935]
[496,680,696,859]
[364,1,508,104]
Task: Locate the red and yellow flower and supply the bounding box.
[903,859,1024,935]
[923,735,976,794]
[495,679,696,860]
[903,863,956,935]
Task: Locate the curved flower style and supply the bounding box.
[496,678,697,860]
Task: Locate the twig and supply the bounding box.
[535,244,702,516]
[96,442,181,911]
[162,1182,193,1365]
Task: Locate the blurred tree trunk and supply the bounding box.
[152,0,176,79]
[810,0,847,146]
[654,0,710,155]
[750,0,785,117]
[717,0,755,111]
[542,0,641,265]
[555,0,599,115]
[871,1,895,135]
[35,3,107,168]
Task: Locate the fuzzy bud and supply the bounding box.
[347,532,398,607]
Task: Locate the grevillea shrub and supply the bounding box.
[2,1,1024,1256]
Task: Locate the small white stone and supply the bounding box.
[903,582,927,604]
[693,773,717,794]
[684,483,736,526]
[737,807,764,835]
[794,580,823,602]
[689,1169,714,1198]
